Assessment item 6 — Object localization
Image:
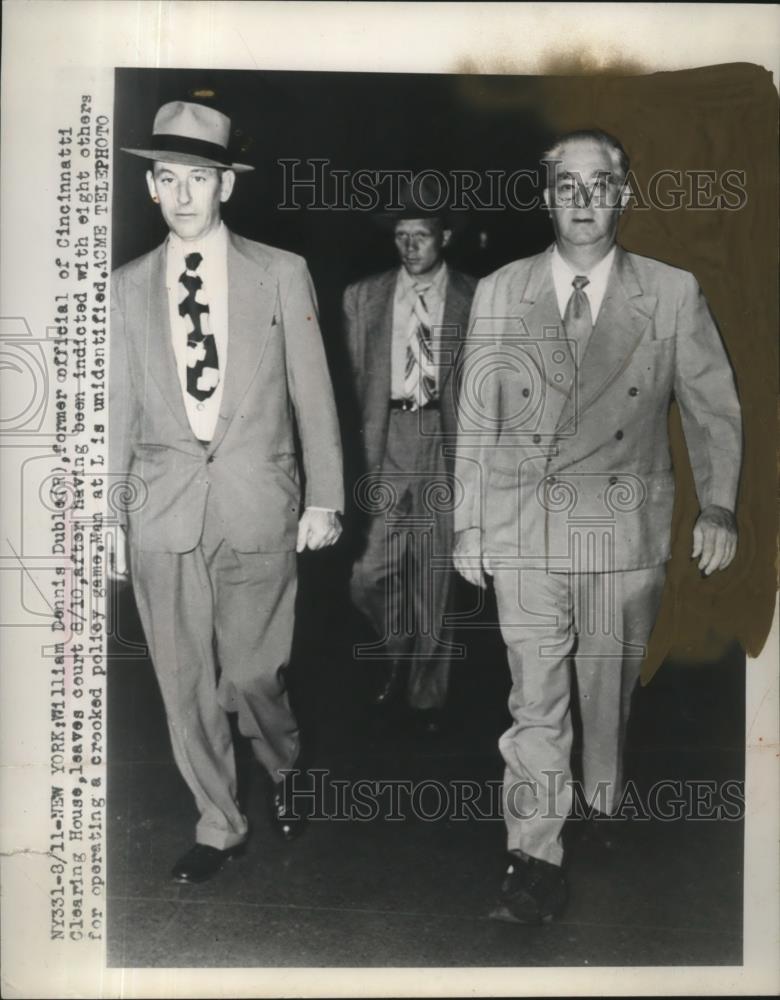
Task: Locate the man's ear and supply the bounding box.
[542,188,551,212]
[441,227,452,249]
[145,169,159,203]
[220,169,236,203]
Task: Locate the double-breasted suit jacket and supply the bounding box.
[110,228,344,550]
[455,246,742,571]
[454,244,742,865]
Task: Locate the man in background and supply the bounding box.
[344,179,476,735]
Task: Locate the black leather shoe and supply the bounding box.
[170,842,245,884]
[268,772,307,842]
[490,851,568,924]
[370,659,404,708]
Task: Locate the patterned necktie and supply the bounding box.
[563,274,593,359]
[179,251,220,401]
[403,282,437,408]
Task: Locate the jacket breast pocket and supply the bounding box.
[628,339,676,387]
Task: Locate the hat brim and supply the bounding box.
[121,147,254,173]
[373,211,469,234]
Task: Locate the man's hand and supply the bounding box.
[296,508,342,553]
[453,527,491,589]
[691,504,738,576]
[108,525,129,581]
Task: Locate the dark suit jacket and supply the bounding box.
[454,246,742,571]
[110,228,344,553]
[342,266,477,478]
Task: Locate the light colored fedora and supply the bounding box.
[121,101,254,172]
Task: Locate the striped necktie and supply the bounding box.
[179,251,220,401]
[403,282,437,408]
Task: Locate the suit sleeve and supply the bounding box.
[109,270,141,529]
[453,273,502,535]
[673,273,742,512]
[281,257,345,513]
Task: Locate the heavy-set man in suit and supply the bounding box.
[454,129,741,922]
[109,102,344,883]
[344,181,476,734]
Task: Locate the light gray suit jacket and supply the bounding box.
[454,246,742,571]
[110,228,344,553]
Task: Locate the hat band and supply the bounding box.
[151,132,233,166]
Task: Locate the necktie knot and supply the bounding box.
[564,273,594,350]
[185,251,203,272]
[414,282,431,306]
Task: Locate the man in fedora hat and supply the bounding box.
[343,176,476,734]
[109,101,344,883]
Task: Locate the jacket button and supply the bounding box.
[547,476,556,485]
[628,386,639,396]
[615,430,624,440]
[207,455,215,464]
[522,388,530,398]
[533,434,541,444]
[609,476,618,485]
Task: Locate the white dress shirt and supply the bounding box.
[166,223,229,442]
[391,262,448,400]
[550,245,617,323]
[165,224,334,518]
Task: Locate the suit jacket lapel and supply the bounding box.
[362,269,396,420]
[209,231,277,453]
[510,250,577,434]
[438,269,470,394]
[130,242,192,434]
[556,247,657,433]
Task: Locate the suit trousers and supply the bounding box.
[492,565,665,866]
[351,407,455,710]
[130,495,300,850]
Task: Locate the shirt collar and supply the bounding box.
[399,260,448,297]
[167,221,228,264]
[551,244,616,289]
